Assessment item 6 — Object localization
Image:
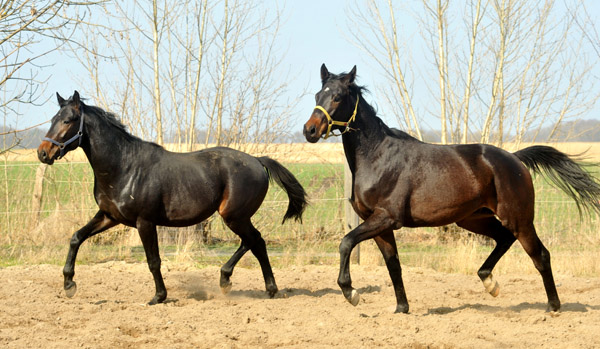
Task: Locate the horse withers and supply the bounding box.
[38,91,307,305]
[303,64,600,313]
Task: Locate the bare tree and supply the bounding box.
[347,0,598,146]
[0,0,104,151]
[68,0,298,150]
[347,0,423,141]
[422,0,450,143]
[461,0,484,144]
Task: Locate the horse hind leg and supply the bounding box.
[516,224,561,312]
[219,243,250,294]
[223,218,278,297]
[457,216,516,298]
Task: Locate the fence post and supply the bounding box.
[30,163,48,229]
[344,160,360,264]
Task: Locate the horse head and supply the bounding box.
[303,64,358,142]
[38,91,85,165]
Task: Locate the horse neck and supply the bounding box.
[341,99,387,173]
[80,113,142,174]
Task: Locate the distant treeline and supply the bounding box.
[4,119,600,150]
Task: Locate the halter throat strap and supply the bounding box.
[43,111,85,159]
[314,95,360,139]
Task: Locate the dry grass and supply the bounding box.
[3,142,600,279]
[10,141,600,163]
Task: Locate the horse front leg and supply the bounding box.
[63,211,117,298]
[136,218,167,305]
[338,210,395,307]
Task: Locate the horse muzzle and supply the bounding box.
[37,140,58,165]
[303,112,327,143]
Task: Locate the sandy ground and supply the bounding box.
[1,262,600,348]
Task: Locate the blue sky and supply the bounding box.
[14,0,600,138]
[16,1,382,132]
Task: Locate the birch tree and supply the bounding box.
[347,0,423,140]
[69,0,297,150]
[347,0,598,146]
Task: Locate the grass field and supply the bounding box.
[1,143,600,278]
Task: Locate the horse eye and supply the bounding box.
[333,95,341,102]
[63,119,70,125]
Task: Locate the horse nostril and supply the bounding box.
[309,125,316,136]
[38,149,48,162]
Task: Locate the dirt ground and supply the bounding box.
[1,262,600,348]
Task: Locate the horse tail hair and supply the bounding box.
[257,156,308,223]
[514,145,600,217]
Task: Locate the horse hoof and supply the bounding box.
[267,287,278,299]
[489,282,500,297]
[547,301,561,313]
[348,289,360,306]
[483,276,500,297]
[394,304,409,314]
[64,282,77,298]
[220,282,232,295]
[148,296,165,305]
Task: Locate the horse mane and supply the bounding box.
[81,103,147,144]
[347,80,418,142]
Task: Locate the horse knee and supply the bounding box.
[339,236,354,256]
[69,236,81,249]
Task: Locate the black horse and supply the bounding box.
[38,91,307,304]
[303,64,600,313]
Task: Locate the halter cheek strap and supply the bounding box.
[314,96,359,139]
[43,112,85,159]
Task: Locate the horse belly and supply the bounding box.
[160,186,220,226]
[406,187,485,227]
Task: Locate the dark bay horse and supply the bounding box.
[38,91,307,304]
[303,64,600,313]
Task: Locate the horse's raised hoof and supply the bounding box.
[64,281,77,298]
[346,289,360,306]
[220,281,232,295]
[482,275,500,297]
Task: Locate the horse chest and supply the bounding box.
[350,183,378,218]
[94,182,140,225]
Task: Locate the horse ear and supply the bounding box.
[342,65,357,85]
[72,90,80,105]
[320,63,330,83]
[57,92,66,106]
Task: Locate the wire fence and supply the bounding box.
[1,153,600,273]
[0,158,347,248]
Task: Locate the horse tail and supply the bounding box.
[257,156,308,223]
[514,145,600,216]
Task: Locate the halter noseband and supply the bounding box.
[314,95,359,139]
[43,112,85,159]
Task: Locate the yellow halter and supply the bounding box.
[313,96,359,139]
